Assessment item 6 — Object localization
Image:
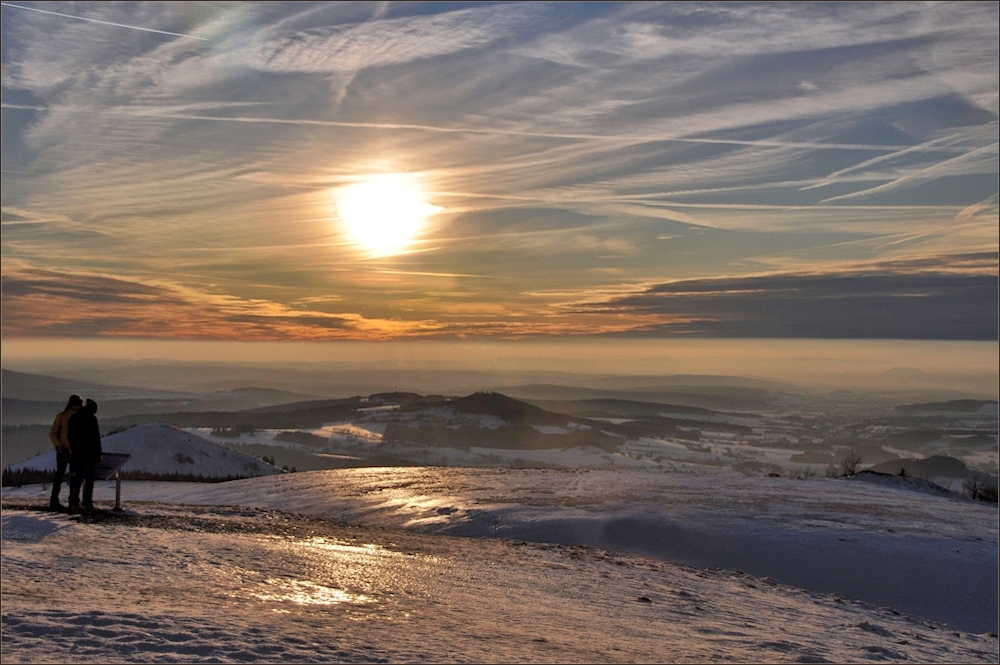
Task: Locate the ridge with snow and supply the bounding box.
[6,423,281,479]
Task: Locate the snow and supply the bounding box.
[848,470,958,497]
[463,445,626,469]
[2,497,996,664]
[531,425,569,434]
[324,423,384,443]
[356,404,400,414]
[8,423,281,478]
[3,467,997,662]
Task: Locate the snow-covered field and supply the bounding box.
[3,468,997,662]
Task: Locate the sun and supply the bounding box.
[335,175,442,257]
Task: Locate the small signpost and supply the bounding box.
[94,453,132,512]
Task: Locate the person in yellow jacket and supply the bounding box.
[49,394,82,511]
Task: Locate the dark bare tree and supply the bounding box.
[961,473,998,502]
[962,475,983,500]
[840,450,862,476]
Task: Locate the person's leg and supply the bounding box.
[81,461,97,509]
[49,450,70,509]
[68,459,82,511]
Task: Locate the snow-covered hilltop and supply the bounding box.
[7,423,281,479]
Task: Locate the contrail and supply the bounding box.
[0,2,209,41]
[820,143,999,203]
[141,112,966,153]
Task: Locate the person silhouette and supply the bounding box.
[48,394,82,512]
[67,399,102,514]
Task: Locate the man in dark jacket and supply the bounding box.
[48,394,82,511]
[68,399,102,514]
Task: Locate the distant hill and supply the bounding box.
[6,423,282,480]
[585,374,801,391]
[1,396,211,425]
[444,392,563,425]
[101,392,550,431]
[0,369,115,402]
[372,392,622,452]
[0,424,52,466]
[501,383,781,411]
[491,395,748,440]
[874,429,945,448]
[102,400,364,431]
[239,396,363,414]
[894,400,998,414]
[870,455,975,480]
[1,369,327,418]
[526,398,720,418]
[93,390,734,454]
[1,398,64,426]
[211,386,324,406]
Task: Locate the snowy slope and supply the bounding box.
[7,423,281,478]
[4,467,996,636]
[2,501,997,664]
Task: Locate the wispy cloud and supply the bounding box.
[2,2,996,341]
[0,268,442,340]
[0,2,209,40]
[801,133,969,191]
[249,3,542,74]
[820,143,1000,203]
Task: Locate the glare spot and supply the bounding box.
[301,537,394,556]
[335,174,442,257]
[253,578,373,606]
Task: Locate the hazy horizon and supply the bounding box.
[3,337,997,397]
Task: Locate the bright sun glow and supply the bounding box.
[336,175,442,257]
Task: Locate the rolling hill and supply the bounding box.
[6,423,282,480]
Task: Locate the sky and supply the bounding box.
[1,2,998,367]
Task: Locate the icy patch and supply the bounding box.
[250,578,374,606]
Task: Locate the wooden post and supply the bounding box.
[94,453,130,512]
[114,470,122,512]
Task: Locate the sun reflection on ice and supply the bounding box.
[300,536,394,556]
[242,536,411,609]
[252,578,373,606]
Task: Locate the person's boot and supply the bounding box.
[68,503,80,515]
[49,498,66,512]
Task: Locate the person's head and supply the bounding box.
[84,398,98,414]
[67,394,83,411]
